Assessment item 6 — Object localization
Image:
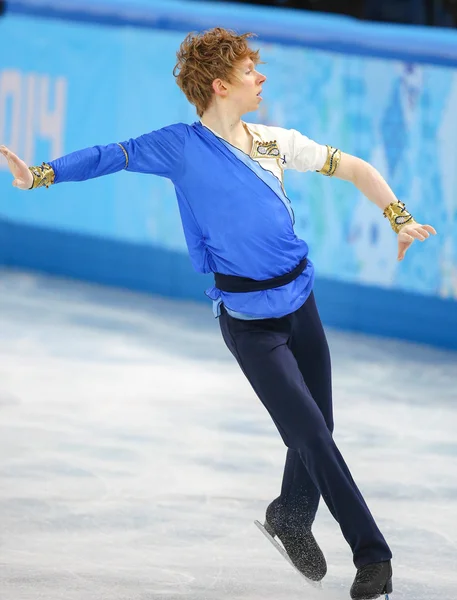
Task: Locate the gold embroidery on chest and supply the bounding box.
[251,140,280,159]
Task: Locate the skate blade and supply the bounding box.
[254,520,323,590]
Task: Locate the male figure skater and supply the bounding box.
[0,27,436,600]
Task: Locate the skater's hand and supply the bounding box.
[0,145,33,190]
[397,221,437,261]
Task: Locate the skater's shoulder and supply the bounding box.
[244,121,288,137]
[157,122,192,135]
[142,122,193,145]
[244,122,297,147]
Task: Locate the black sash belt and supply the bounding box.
[214,257,308,293]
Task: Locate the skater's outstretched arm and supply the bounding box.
[0,124,186,190]
[333,150,437,261]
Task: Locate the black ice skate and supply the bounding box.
[255,499,327,585]
[350,560,393,600]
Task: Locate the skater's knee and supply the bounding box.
[286,427,333,453]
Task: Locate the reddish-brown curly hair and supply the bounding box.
[173,27,261,117]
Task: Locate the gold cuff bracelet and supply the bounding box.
[28,163,55,189]
[383,200,415,234]
[317,145,341,177]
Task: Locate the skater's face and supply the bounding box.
[230,58,267,112]
[212,57,266,114]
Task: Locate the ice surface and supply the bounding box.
[0,269,456,600]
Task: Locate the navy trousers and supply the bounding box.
[219,291,392,568]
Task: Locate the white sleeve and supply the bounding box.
[283,128,328,173]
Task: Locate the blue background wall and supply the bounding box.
[1,0,457,348]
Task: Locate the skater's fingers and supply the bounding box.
[409,229,427,241]
[422,224,437,235]
[415,227,430,239]
[0,145,14,161]
[7,151,23,167]
[0,146,25,168]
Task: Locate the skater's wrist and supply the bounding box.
[28,163,55,189]
[383,200,416,234]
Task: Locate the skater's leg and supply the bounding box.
[292,293,392,568]
[276,448,319,528]
[219,307,327,581]
[219,304,391,569]
[289,292,333,432]
[275,292,334,529]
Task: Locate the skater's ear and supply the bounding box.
[211,77,230,98]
